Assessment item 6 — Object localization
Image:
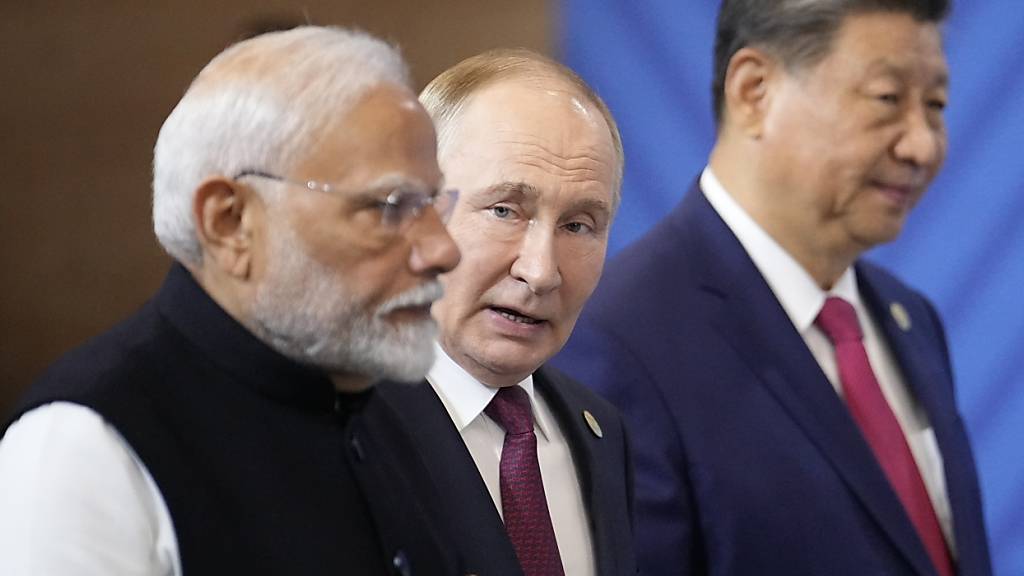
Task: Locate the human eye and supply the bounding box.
[863,77,903,108]
[488,204,518,220]
[352,189,406,226]
[349,194,389,213]
[875,93,900,105]
[563,221,593,235]
[562,209,604,236]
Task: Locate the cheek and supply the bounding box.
[436,259,488,322]
[561,256,606,314]
[449,224,517,278]
[932,135,948,172]
[290,215,360,267]
[831,143,884,192]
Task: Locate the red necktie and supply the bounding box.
[485,385,565,576]
[816,297,954,576]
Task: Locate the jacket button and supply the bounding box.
[392,549,411,576]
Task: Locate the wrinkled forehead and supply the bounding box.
[444,79,615,177]
[451,104,613,202]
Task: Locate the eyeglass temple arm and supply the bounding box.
[233,169,281,181]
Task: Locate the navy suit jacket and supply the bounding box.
[375,365,638,576]
[552,183,991,576]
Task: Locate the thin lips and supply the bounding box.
[878,184,913,195]
[872,176,925,195]
[489,304,548,323]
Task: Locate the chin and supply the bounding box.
[868,225,905,247]
[849,216,906,249]
[477,350,545,383]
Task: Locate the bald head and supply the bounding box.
[419,48,624,210]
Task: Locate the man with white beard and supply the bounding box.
[0,26,463,575]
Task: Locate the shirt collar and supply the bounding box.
[700,167,862,333]
[426,343,552,441]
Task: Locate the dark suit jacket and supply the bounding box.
[552,183,992,576]
[375,365,638,576]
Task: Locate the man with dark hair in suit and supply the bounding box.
[554,1,992,575]
[376,49,636,576]
[0,26,464,575]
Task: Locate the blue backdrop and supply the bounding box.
[559,2,1023,573]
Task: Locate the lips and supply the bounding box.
[489,306,544,325]
[870,179,921,207]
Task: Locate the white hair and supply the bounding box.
[252,213,443,382]
[152,26,410,265]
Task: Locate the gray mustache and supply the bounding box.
[376,282,445,316]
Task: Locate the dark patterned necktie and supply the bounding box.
[816,297,954,576]
[484,385,565,576]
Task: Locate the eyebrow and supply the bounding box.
[359,171,439,194]
[482,181,612,218]
[569,197,613,218]
[489,181,544,196]
[480,181,542,202]
[865,60,949,89]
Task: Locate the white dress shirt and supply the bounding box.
[701,168,955,551]
[427,344,596,576]
[0,402,180,576]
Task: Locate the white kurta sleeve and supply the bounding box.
[0,402,180,576]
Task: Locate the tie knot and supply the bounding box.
[816,296,864,344]
[485,385,534,435]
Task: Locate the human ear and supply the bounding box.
[722,47,776,138]
[192,177,259,278]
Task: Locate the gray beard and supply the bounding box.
[250,225,440,384]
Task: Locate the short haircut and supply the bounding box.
[153,26,409,265]
[419,48,624,210]
[712,0,951,124]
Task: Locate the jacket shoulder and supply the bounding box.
[537,365,625,428]
[10,301,171,424]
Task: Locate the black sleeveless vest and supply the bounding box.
[7,265,460,575]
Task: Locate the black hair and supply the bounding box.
[711,0,950,123]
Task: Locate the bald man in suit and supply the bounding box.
[377,49,637,576]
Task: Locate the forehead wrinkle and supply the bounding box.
[495,134,611,181]
[494,124,607,157]
[517,151,610,184]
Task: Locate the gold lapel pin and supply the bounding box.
[890,302,912,332]
[583,410,603,439]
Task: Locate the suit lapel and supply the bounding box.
[684,187,938,576]
[857,266,993,574]
[533,367,615,576]
[377,382,523,576]
[855,265,955,436]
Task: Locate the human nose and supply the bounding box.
[408,208,461,276]
[509,221,562,295]
[893,105,945,170]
